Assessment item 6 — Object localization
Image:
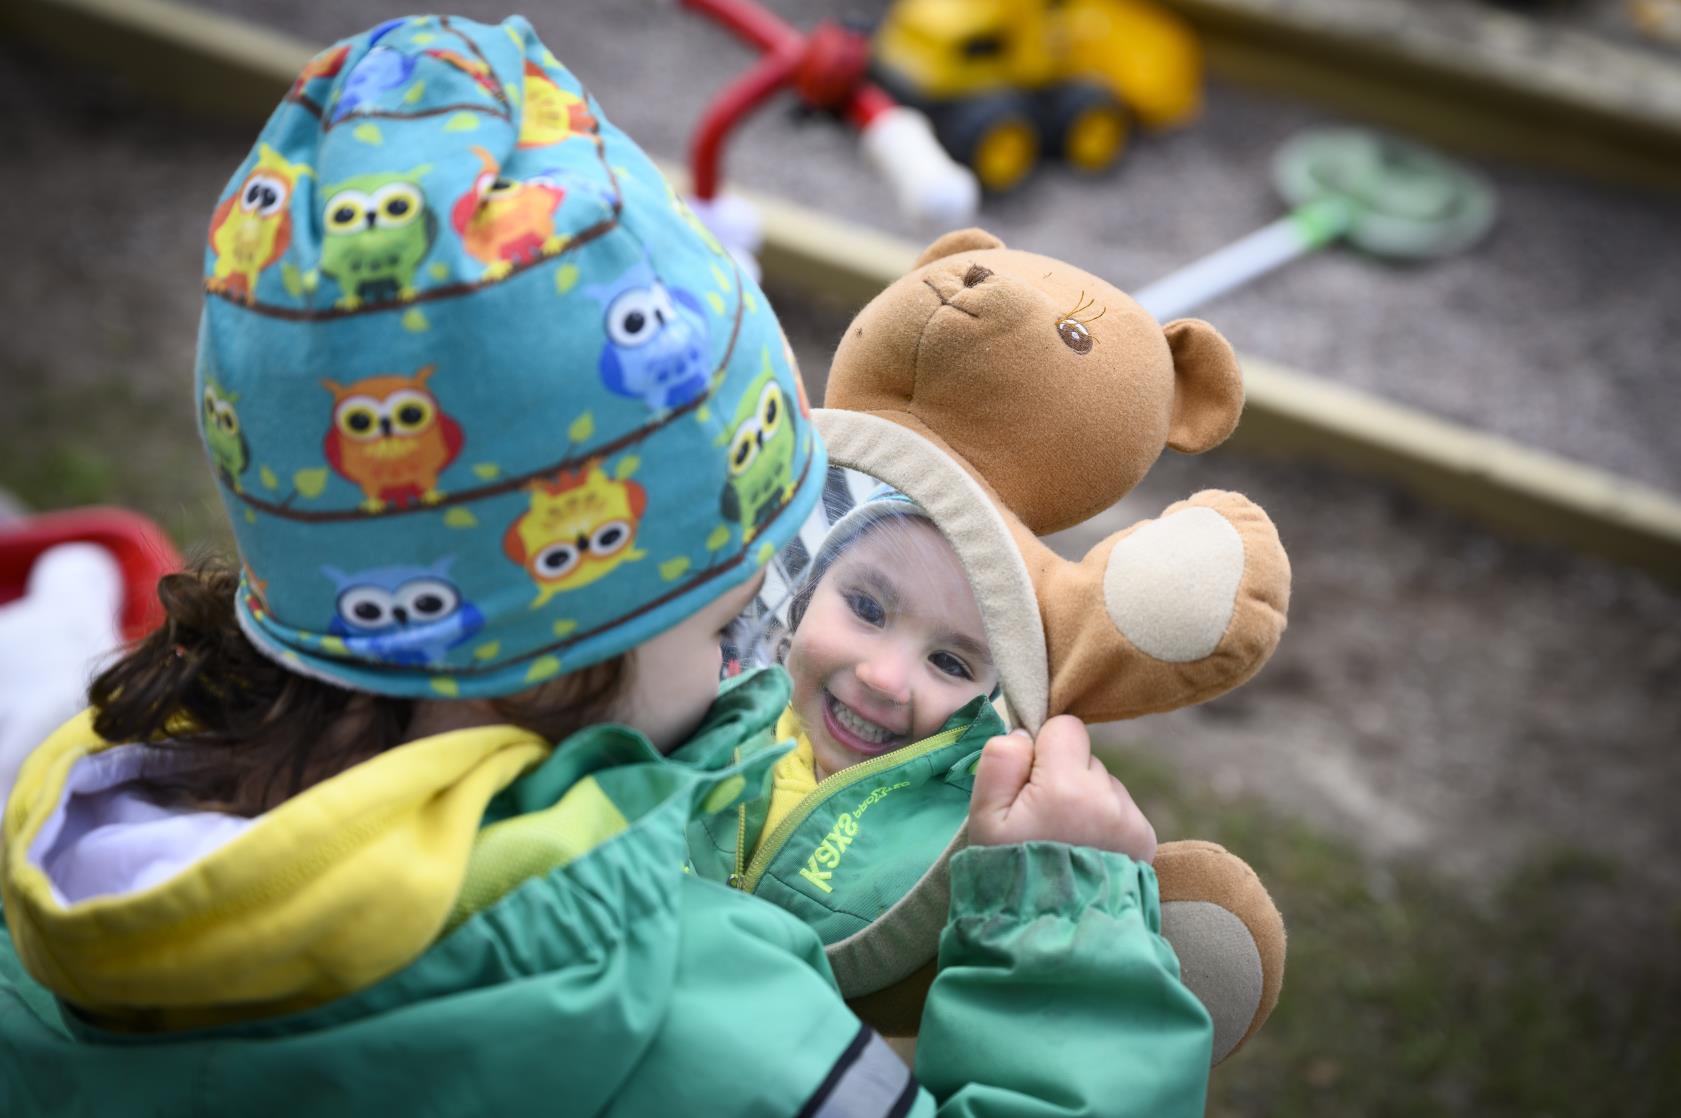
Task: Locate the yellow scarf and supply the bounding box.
[2,710,551,1030]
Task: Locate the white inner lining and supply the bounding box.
[27,744,254,907]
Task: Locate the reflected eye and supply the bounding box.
[533,541,581,580]
[371,182,423,226]
[324,190,371,235]
[846,592,885,627]
[758,381,784,434]
[338,586,395,630]
[930,651,973,680]
[589,519,633,557]
[396,578,459,621]
[605,287,663,348]
[241,173,289,216]
[1056,317,1093,354]
[334,395,384,439]
[386,390,436,433]
[728,421,761,475]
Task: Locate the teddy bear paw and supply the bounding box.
[1155,839,1286,1067]
[1103,505,1245,662]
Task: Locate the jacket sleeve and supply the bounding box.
[909,841,1213,1117]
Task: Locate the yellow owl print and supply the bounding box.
[517,61,596,149]
[321,365,465,513]
[503,460,647,607]
[206,144,312,304]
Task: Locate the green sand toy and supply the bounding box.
[1133,127,1498,321]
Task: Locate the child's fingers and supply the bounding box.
[1107,772,1158,863]
[969,731,1034,834]
[1030,715,1093,780]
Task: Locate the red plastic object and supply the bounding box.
[0,507,184,641]
[794,23,875,109]
[683,0,896,200]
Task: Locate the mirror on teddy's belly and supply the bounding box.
[719,460,995,783]
[724,465,1004,785]
[699,464,1007,949]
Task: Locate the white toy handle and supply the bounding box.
[860,107,979,231]
[1133,216,1318,322]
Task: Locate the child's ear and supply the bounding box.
[914,227,1006,269]
[1163,318,1244,454]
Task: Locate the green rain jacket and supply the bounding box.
[0,669,1211,1116]
[683,696,1001,947]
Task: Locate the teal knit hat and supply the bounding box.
[197,15,826,699]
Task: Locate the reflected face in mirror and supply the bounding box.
[784,512,998,780]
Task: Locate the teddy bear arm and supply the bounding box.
[1041,491,1290,723]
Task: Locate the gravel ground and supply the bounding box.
[1548,0,1681,54]
[176,0,1681,494]
[3,0,1678,941]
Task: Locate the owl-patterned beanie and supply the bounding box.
[197,15,827,699]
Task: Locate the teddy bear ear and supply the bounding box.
[913,227,1006,269]
[1163,319,1245,454]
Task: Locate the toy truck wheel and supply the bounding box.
[1041,82,1130,173]
[932,92,1040,193]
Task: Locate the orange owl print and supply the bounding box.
[322,365,465,513]
[452,147,567,280]
[288,44,348,102]
[503,460,647,607]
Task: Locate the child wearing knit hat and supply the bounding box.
[0,16,1209,1115]
[780,488,999,779]
[719,486,1004,867]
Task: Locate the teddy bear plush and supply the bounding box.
[810,227,1290,1066]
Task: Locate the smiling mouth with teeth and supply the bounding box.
[823,690,906,755]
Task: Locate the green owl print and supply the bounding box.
[719,367,796,542]
[202,381,251,491]
[319,169,438,310]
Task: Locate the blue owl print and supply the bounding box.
[322,558,484,666]
[332,46,418,122]
[366,17,407,45]
[589,262,712,413]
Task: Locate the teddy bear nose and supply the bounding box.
[962,264,993,288]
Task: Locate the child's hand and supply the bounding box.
[968,715,1158,863]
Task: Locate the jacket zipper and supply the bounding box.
[734,723,970,894]
[728,747,748,889]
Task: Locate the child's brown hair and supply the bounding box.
[91,559,629,816]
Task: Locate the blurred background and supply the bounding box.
[2,0,1678,1113]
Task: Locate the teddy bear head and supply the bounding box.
[816,227,1289,731]
[825,227,1245,535]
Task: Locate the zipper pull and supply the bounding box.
[731,784,749,891]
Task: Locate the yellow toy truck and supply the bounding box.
[872,0,1203,192]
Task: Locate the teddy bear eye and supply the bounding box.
[1057,318,1094,354]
